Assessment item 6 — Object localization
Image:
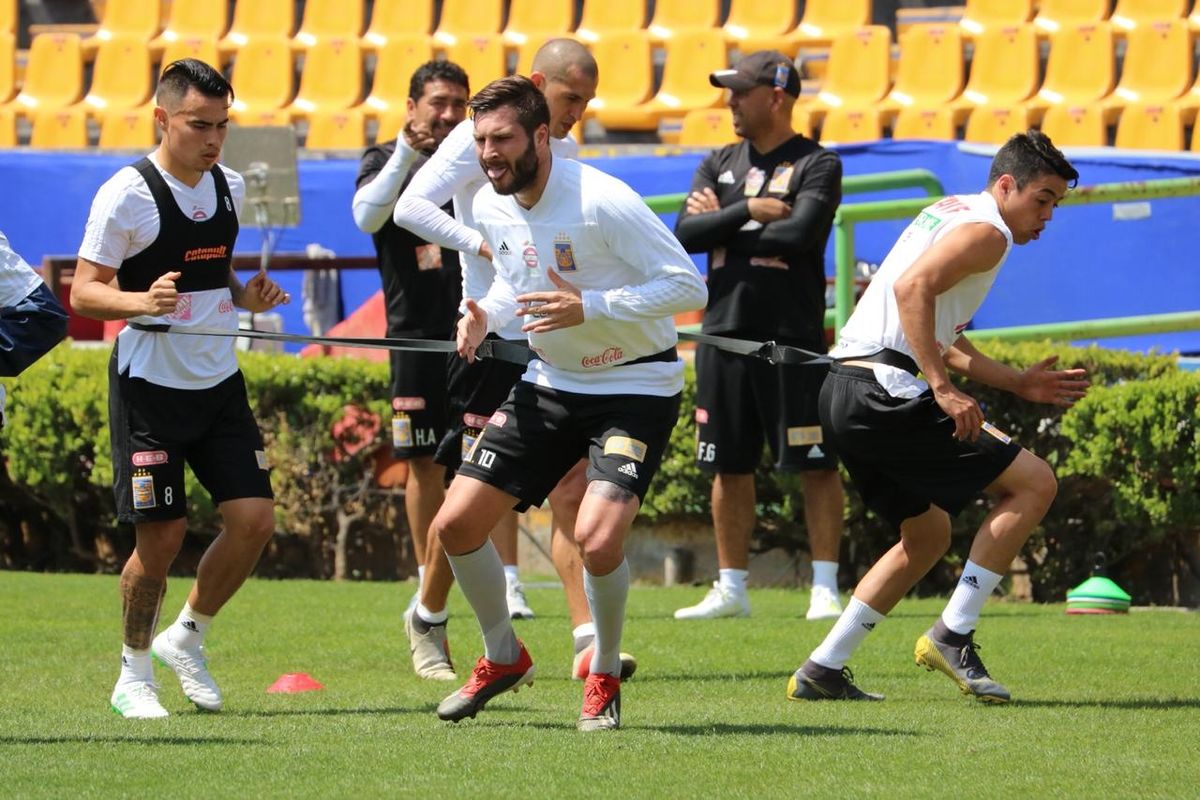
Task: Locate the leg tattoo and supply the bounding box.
[586,481,637,504]
[120,571,166,650]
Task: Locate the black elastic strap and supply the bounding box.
[839,348,919,375]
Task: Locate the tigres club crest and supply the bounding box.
[553,233,576,271]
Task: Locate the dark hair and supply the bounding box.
[157,58,234,106]
[467,76,549,138]
[408,60,470,103]
[988,130,1079,189]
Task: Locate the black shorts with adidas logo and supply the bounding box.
[819,363,1022,530]
[456,379,681,512]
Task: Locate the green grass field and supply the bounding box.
[1,572,1196,798]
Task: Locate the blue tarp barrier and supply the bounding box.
[2,141,1197,353]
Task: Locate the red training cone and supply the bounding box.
[267,672,325,693]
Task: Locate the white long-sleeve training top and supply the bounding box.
[473,156,708,397]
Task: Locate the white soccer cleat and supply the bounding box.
[404,588,420,621]
[152,630,223,711]
[673,582,751,620]
[110,679,169,719]
[806,585,844,621]
[506,581,535,620]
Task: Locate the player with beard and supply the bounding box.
[352,61,469,680]
[432,76,706,730]
[392,40,637,687]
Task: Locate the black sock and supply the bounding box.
[931,618,971,647]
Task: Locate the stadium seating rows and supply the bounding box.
[1,0,1199,152]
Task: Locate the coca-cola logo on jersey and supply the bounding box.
[581,347,624,368]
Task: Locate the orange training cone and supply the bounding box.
[267,672,325,693]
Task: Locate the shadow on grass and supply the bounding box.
[1016,698,1200,710]
[0,735,262,746]
[225,705,428,718]
[633,670,791,683]
[508,721,920,736]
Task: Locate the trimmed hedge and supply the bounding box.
[2,340,1196,602]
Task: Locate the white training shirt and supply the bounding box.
[392,118,578,340]
[473,156,707,397]
[78,152,246,390]
[831,191,1013,398]
[0,230,47,308]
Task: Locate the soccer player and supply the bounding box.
[393,39,635,683]
[71,59,290,718]
[787,130,1089,704]
[0,229,70,426]
[674,51,846,622]
[433,76,706,730]
[351,60,469,680]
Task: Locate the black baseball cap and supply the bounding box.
[709,50,801,98]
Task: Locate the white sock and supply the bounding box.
[503,564,520,586]
[811,560,839,591]
[119,645,153,683]
[584,560,630,677]
[718,568,748,594]
[572,621,597,653]
[940,561,1004,634]
[415,601,448,625]
[447,541,519,663]
[417,565,426,588]
[167,602,212,650]
[809,596,886,670]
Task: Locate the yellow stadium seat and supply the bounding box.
[892,107,957,140]
[220,0,295,54]
[881,24,964,116]
[1110,0,1189,33]
[229,37,294,116]
[83,0,161,55]
[294,0,364,50]
[809,27,892,121]
[363,0,434,51]
[11,33,84,113]
[791,104,813,138]
[0,31,13,103]
[502,0,574,47]
[445,37,507,89]
[30,106,89,148]
[81,36,152,117]
[150,0,227,57]
[647,0,720,44]
[1191,2,1200,33]
[679,107,737,147]
[1172,68,1200,125]
[964,104,1029,143]
[306,108,366,148]
[376,108,406,142]
[291,38,363,116]
[959,0,1033,38]
[231,108,293,127]
[1033,0,1111,36]
[777,0,871,54]
[722,0,796,49]
[1115,103,1183,150]
[819,107,882,144]
[593,29,726,131]
[160,37,221,71]
[953,25,1038,115]
[1192,121,1200,151]
[576,0,646,44]
[433,0,503,49]
[363,36,434,115]
[1027,22,1114,119]
[1039,104,1106,146]
[1104,20,1192,116]
[1,0,14,36]
[98,103,156,149]
[0,105,14,146]
[584,31,653,120]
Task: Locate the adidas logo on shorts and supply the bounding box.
[808,445,825,459]
[617,462,639,479]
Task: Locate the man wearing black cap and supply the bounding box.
[673,51,847,623]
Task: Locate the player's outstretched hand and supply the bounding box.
[144,271,181,316]
[1017,355,1090,407]
[934,384,985,442]
[457,299,488,363]
[401,119,437,153]
[517,269,584,333]
[241,270,291,313]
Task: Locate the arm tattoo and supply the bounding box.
[120,572,166,650]
[587,480,637,504]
